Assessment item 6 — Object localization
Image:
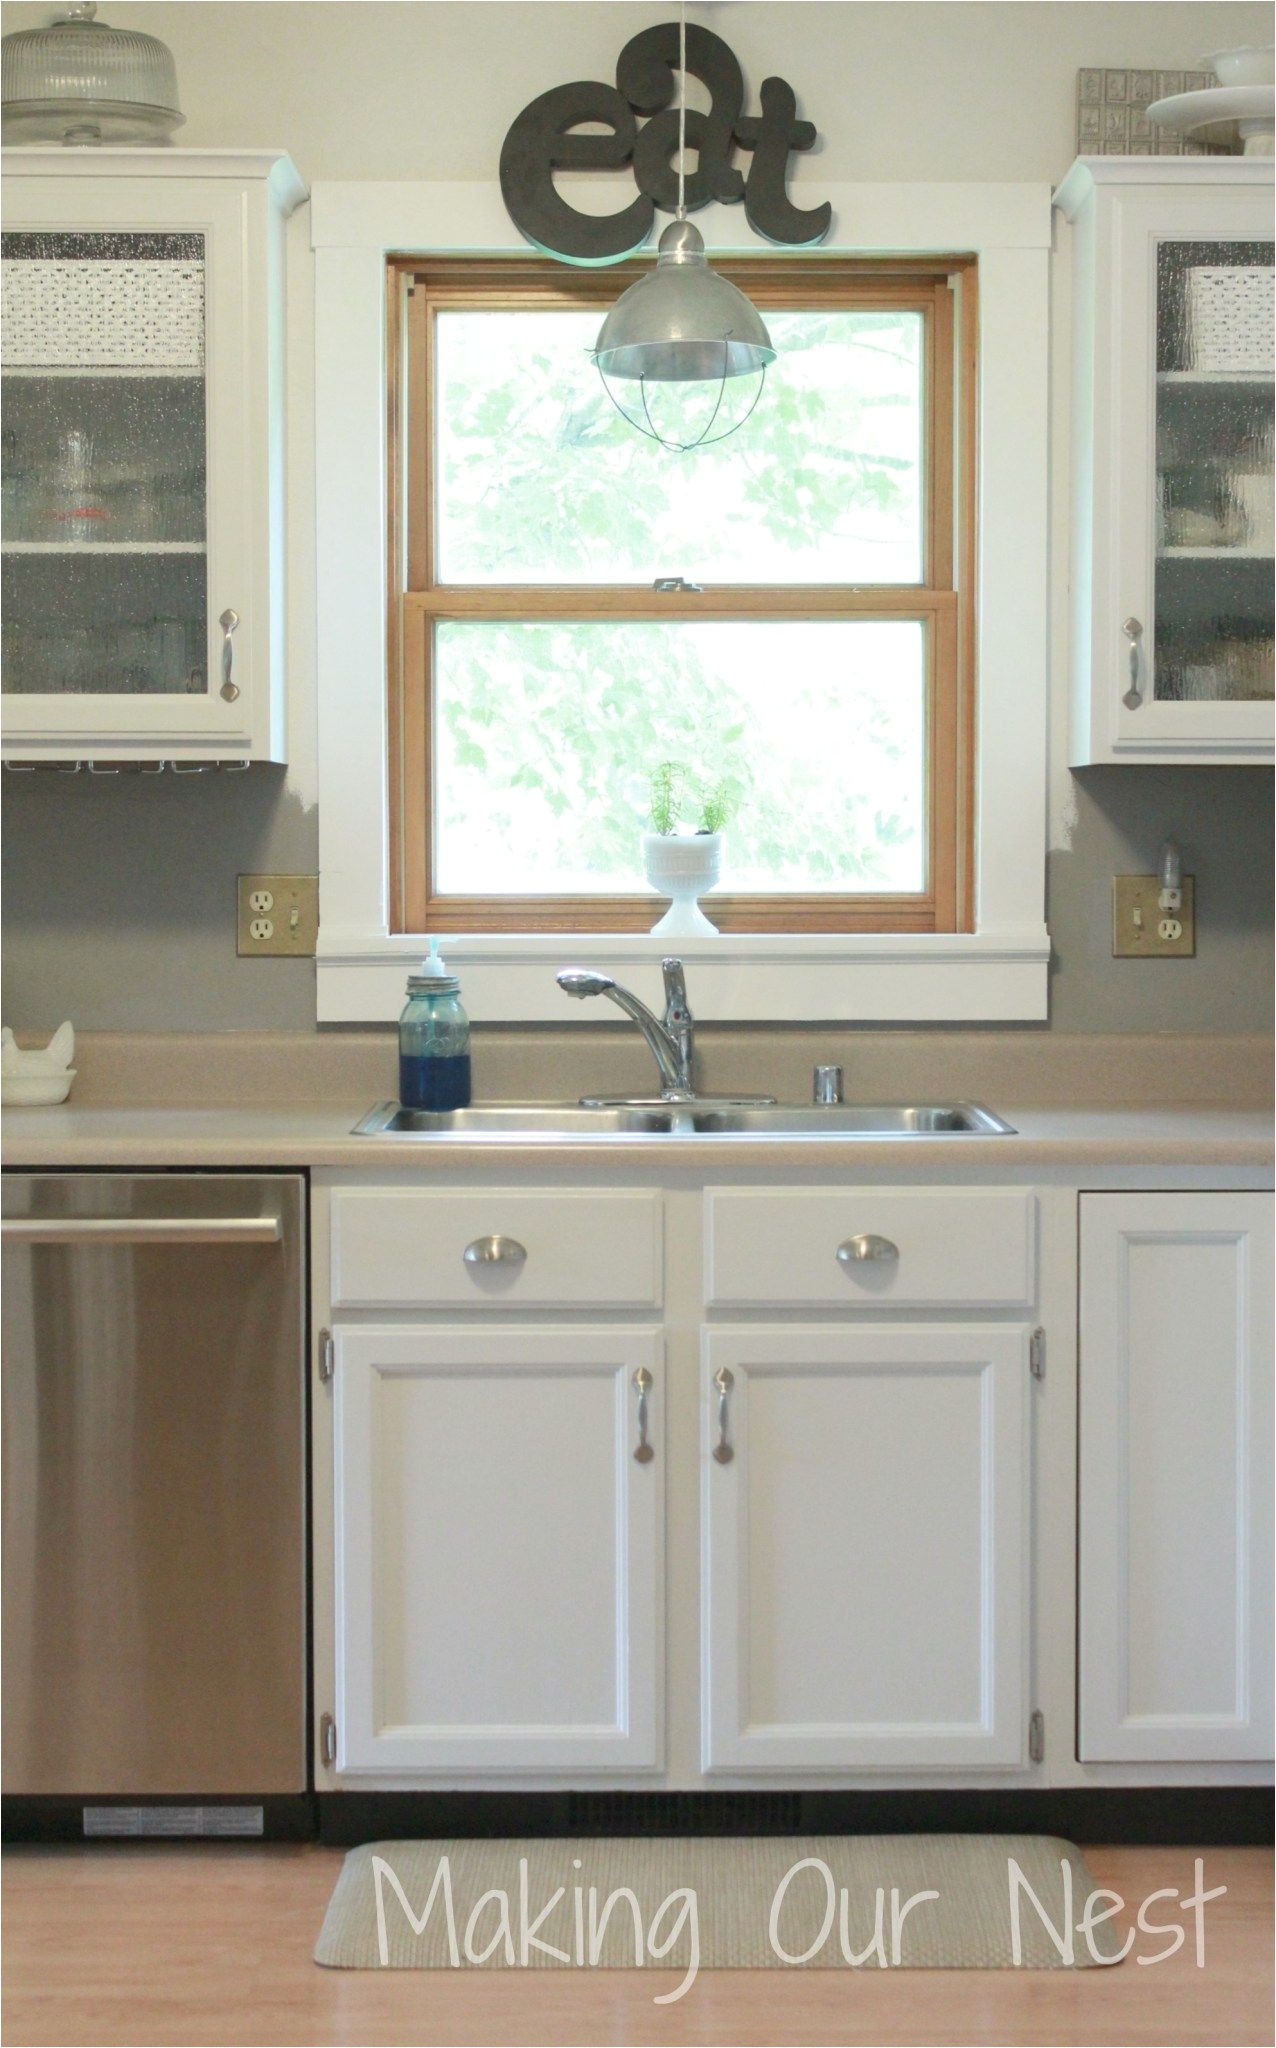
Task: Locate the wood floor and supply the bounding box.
[2,1841,1271,2047]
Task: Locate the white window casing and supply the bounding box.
[312,180,1052,1023]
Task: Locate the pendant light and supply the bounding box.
[593,0,775,452]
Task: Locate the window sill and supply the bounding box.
[316,928,1051,1024]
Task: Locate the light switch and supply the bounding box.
[1112,874,1195,957]
[237,874,319,957]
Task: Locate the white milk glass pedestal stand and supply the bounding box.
[642,830,723,937]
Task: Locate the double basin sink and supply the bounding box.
[354,1101,1015,1138]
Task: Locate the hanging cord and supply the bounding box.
[594,0,768,453]
[677,0,687,221]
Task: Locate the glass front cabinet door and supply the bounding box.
[1,152,305,762]
[1058,159,1274,764]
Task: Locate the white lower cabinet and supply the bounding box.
[701,1325,1030,1771]
[332,1324,663,1773]
[321,1173,1272,1790]
[1078,1192,1274,1763]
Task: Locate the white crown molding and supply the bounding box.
[310,177,1051,253]
[2,146,307,209]
[1055,154,1274,221]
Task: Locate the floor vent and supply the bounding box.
[566,1791,803,1835]
[82,1805,264,1838]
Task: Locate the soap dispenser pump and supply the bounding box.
[398,937,471,1111]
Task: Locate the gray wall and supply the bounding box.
[3,2,1272,1035]
[2,1,1266,186]
[1049,768,1273,1033]
[2,769,319,1032]
[8,763,1270,1034]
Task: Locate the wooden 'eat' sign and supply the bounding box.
[500,22,832,265]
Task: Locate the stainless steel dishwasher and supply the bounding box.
[1,1172,307,1834]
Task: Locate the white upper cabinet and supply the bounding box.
[1,150,305,762]
[1057,159,1274,764]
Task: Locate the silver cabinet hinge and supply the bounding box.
[319,1712,337,1768]
[1029,1709,1045,1763]
[318,1328,334,1383]
[1029,1327,1045,1379]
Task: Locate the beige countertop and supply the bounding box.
[2,1101,1271,1177]
[2,1030,1270,1177]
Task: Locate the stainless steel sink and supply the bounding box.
[353,1101,1015,1138]
[634,1102,1015,1135]
[355,1104,663,1136]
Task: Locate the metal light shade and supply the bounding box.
[594,219,775,382]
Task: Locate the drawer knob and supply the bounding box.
[837,1234,899,1266]
[463,1234,527,1268]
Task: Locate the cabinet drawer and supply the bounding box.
[704,1188,1036,1311]
[330,1188,663,1310]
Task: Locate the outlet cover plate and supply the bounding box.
[237,874,319,957]
[1112,874,1195,957]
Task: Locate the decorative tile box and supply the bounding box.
[1077,68,1216,155]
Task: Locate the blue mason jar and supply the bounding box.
[398,942,471,1111]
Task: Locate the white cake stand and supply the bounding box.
[1146,84,1275,155]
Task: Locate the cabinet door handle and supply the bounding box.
[837,1234,899,1266]
[462,1234,527,1268]
[1122,616,1143,708]
[632,1366,654,1463]
[319,1712,337,1768]
[219,608,240,701]
[712,1365,734,1464]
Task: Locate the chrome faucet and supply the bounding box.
[556,957,696,1099]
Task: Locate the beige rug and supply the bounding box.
[315,1834,1125,1972]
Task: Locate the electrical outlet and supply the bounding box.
[1112,874,1195,957]
[237,874,319,957]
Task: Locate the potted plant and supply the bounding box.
[642,761,736,936]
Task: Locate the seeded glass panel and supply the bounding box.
[433,619,925,895]
[0,230,208,695]
[1154,239,1274,703]
[434,309,923,585]
[3,553,207,694]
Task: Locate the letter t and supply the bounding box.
[735,77,832,246]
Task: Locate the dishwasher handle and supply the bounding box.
[2,1215,283,1247]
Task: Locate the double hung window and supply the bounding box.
[388,257,976,934]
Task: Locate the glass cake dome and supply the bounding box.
[2,2,184,144]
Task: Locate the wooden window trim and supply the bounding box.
[388,255,977,936]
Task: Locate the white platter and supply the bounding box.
[1147,84,1275,152]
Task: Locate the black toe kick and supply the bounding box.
[316,1786,1274,1846]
